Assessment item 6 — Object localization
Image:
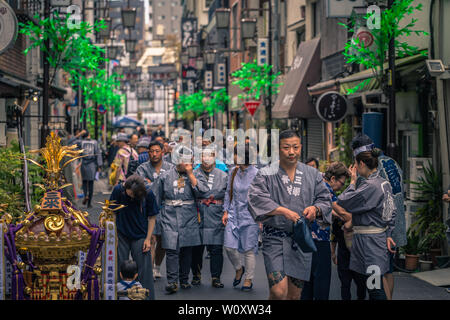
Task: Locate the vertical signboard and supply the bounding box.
[181,18,198,94]
[257,38,268,66]
[102,221,117,300]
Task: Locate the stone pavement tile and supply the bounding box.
[393,272,450,300]
[411,268,450,287]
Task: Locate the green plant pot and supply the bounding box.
[436,256,450,268]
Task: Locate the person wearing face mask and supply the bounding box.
[109,175,159,300]
[190,145,228,288]
[247,130,332,300]
[152,146,203,294]
[336,146,397,300]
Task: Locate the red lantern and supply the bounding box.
[244,100,261,117]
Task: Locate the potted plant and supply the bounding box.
[402,231,421,271]
[420,222,447,267]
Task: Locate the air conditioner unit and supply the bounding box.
[407,157,432,201]
[404,200,424,232]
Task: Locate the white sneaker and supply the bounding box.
[154,266,162,279]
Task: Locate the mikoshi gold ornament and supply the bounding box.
[1,132,108,300]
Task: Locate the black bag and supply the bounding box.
[292,217,317,253]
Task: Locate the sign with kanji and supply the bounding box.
[103,221,116,300]
[257,38,268,66]
[41,191,62,211]
[244,101,261,117]
[315,91,348,122]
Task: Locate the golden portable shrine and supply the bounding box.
[0,132,119,300]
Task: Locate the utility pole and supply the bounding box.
[40,0,50,148]
[267,0,273,130]
[386,0,397,160]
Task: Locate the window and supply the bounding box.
[158,1,164,6]
[159,15,165,20]
[312,1,320,38]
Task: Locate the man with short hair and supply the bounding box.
[130,133,139,150]
[152,146,203,294]
[135,140,175,278]
[152,124,165,139]
[137,138,151,165]
[248,130,332,300]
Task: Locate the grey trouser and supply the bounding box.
[224,247,256,280]
[117,232,155,300]
[165,246,193,285]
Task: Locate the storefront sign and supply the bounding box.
[315,91,348,122]
[103,221,116,300]
[0,0,18,55]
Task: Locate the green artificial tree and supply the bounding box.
[339,0,428,95]
[206,88,229,116]
[19,12,124,130]
[231,60,282,103]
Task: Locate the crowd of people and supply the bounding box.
[68,124,411,301]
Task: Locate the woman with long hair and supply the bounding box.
[222,144,259,291]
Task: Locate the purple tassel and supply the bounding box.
[11,270,25,300]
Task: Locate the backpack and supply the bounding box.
[122,147,139,178]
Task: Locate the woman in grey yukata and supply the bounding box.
[337,147,397,300]
[222,144,260,291]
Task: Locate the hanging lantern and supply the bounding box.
[181,52,189,65]
[98,18,111,38]
[107,45,118,59]
[125,38,137,53]
[215,8,230,29]
[205,50,216,64]
[241,18,257,40]
[121,8,137,28]
[195,56,204,70]
[188,44,199,58]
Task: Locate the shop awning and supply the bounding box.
[338,53,427,95]
[273,37,321,119]
[306,53,427,97]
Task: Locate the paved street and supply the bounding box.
[82,179,450,300]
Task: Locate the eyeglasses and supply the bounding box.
[337,178,346,186]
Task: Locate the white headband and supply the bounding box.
[353,143,374,157]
